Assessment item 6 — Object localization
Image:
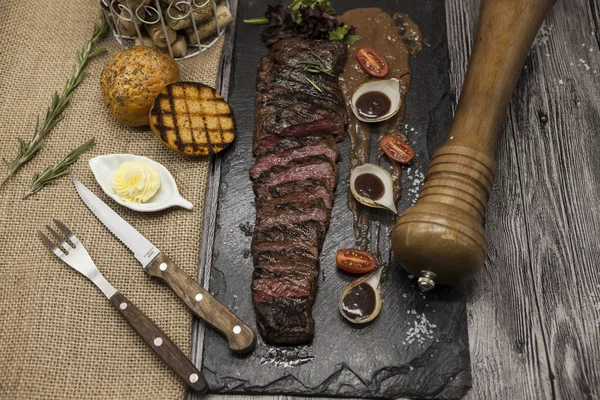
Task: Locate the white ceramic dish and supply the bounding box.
[89,154,193,212]
[351,78,401,123]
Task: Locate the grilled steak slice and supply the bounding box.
[252,236,320,262]
[254,199,330,245]
[254,252,319,276]
[253,38,347,150]
[254,135,338,158]
[269,36,346,73]
[253,221,322,250]
[253,295,315,345]
[251,38,347,345]
[252,264,317,344]
[253,156,337,200]
[252,271,316,303]
[252,222,322,272]
[263,178,333,209]
[250,139,339,179]
[255,198,329,230]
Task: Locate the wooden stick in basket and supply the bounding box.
[165,0,224,31]
[184,4,233,45]
[391,0,557,290]
[145,18,177,48]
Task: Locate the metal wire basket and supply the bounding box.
[100,0,232,60]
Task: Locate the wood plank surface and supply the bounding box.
[193,0,600,399]
[445,1,555,398]
[447,0,600,399]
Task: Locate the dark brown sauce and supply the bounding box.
[355,91,391,120]
[341,283,377,320]
[338,8,423,252]
[354,173,384,200]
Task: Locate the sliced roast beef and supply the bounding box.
[253,297,315,345]
[253,156,337,200]
[265,178,333,209]
[251,38,346,345]
[254,135,338,158]
[269,37,347,73]
[252,222,322,274]
[253,38,347,151]
[254,180,333,214]
[254,251,319,275]
[255,198,329,233]
[252,236,320,262]
[252,221,322,249]
[250,139,339,179]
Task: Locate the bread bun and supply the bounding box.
[101,46,180,127]
[149,82,236,156]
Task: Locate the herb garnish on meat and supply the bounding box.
[244,0,359,46]
[300,52,335,92]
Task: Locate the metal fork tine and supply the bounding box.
[38,231,66,259]
[46,225,73,252]
[53,218,80,246]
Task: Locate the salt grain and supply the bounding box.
[404,313,437,347]
[533,22,553,47]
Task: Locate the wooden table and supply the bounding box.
[200,0,600,398]
[446,0,600,398]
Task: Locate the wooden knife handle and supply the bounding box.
[108,291,207,392]
[146,253,256,354]
[391,0,557,289]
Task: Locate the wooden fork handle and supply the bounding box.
[109,291,208,392]
[146,253,257,354]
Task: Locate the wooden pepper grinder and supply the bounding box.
[391,0,557,291]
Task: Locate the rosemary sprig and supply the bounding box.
[304,66,335,77]
[23,139,95,199]
[304,76,323,93]
[309,52,325,65]
[0,17,108,190]
[303,52,334,76]
[301,52,334,92]
[298,61,321,66]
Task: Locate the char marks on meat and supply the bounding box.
[254,38,347,152]
[250,38,347,345]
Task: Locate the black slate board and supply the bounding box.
[199,1,471,398]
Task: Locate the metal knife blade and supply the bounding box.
[73,177,160,267]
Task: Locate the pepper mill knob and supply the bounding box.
[417,271,437,292]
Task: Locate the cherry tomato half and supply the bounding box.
[336,249,376,274]
[356,47,389,78]
[380,135,415,165]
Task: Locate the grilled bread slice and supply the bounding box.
[149,82,235,156]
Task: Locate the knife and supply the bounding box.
[73,177,256,354]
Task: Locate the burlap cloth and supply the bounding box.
[0,1,225,398]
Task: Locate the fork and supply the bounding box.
[38,219,207,392]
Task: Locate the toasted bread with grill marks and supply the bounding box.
[149,82,236,156]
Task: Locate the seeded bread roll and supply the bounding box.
[101,46,180,126]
